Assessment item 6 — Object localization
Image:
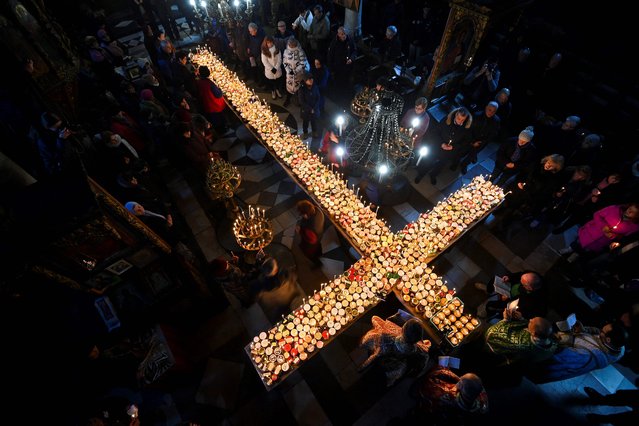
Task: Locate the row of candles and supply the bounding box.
[191,47,506,387]
[191,47,392,255]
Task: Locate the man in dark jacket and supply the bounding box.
[476,271,548,321]
[247,22,266,87]
[298,73,320,138]
[327,26,356,94]
[459,101,501,174]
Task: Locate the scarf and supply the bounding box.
[510,144,522,162]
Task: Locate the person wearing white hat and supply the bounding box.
[491,126,539,187]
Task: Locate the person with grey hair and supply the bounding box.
[415,106,472,185]
[247,22,266,88]
[327,26,356,95]
[400,97,431,147]
[458,100,501,174]
[379,25,402,63]
[475,271,547,321]
[307,4,330,60]
[273,20,294,53]
[282,37,310,106]
[491,125,539,187]
[416,367,488,423]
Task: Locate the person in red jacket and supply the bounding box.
[195,65,227,132]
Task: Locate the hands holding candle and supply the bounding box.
[410,117,420,137]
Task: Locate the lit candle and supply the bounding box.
[416,146,429,166]
[336,115,345,137]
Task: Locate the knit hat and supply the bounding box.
[519,126,534,142]
[124,201,140,214]
[140,89,154,101]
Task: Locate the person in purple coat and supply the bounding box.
[560,202,639,258]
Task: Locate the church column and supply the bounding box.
[344,1,363,39]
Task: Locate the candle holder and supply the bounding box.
[214,0,232,23]
[345,88,414,175]
[233,205,273,251]
[350,86,376,124]
[205,157,242,200]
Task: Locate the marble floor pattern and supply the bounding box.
[105,16,638,426]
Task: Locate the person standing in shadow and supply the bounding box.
[295,200,325,267]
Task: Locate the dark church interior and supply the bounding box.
[2,1,639,425]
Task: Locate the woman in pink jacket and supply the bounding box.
[560,203,639,257]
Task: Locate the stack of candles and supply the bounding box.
[397,175,505,256]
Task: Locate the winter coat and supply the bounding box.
[283,45,309,94]
[298,83,320,120]
[578,205,639,253]
[196,78,225,114]
[261,45,283,80]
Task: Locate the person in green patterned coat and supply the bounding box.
[485,317,557,366]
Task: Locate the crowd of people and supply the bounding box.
[6,1,639,424]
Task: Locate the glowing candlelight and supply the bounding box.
[336,146,345,167]
[416,146,429,166]
[378,163,388,183]
[336,115,345,136]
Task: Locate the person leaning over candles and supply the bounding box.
[558,202,639,259]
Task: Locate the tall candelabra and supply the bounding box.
[345,89,414,176]
[233,205,273,251]
[206,157,241,200]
